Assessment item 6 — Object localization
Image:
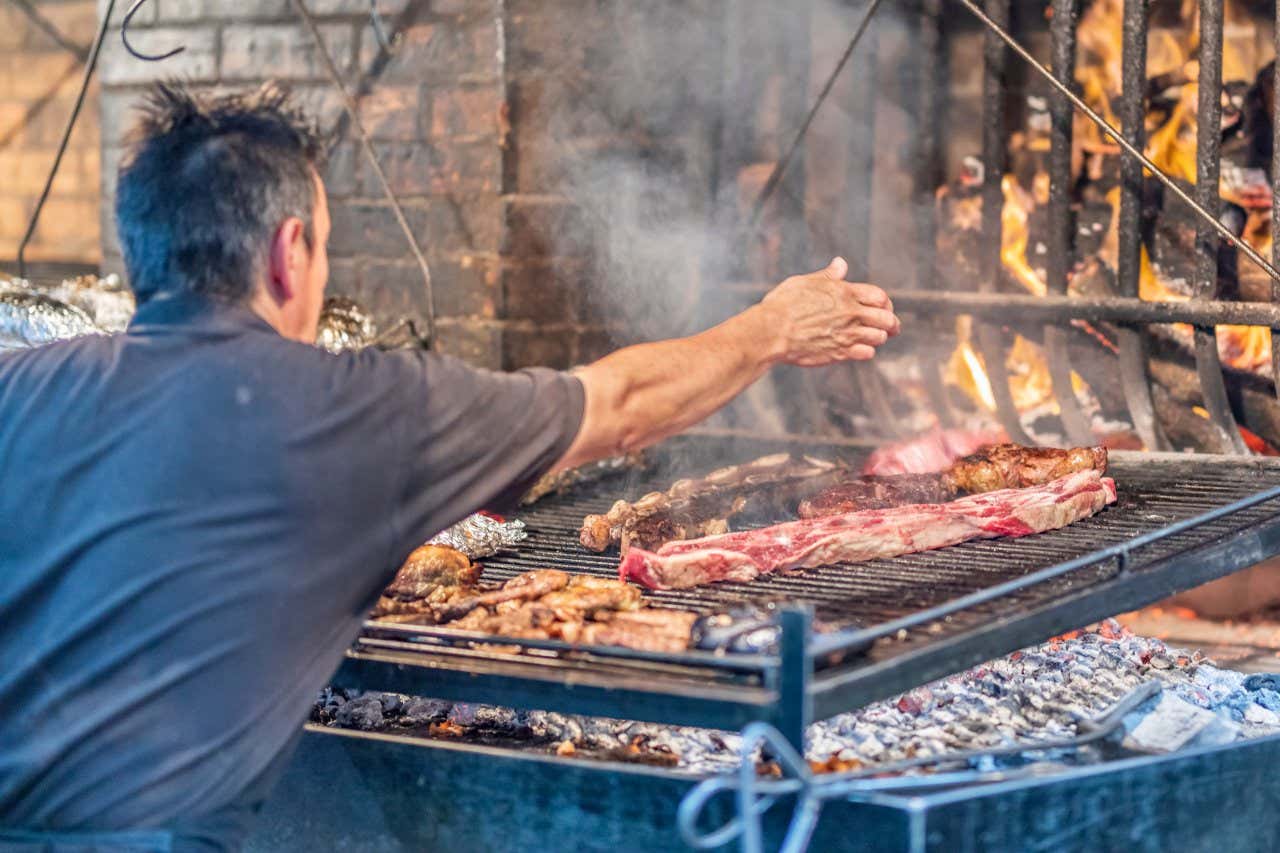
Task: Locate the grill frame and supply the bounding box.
[335,435,1280,748]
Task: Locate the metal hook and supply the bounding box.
[121,0,186,62]
[369,0,398,53]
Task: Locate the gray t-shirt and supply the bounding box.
[0,295,584,849]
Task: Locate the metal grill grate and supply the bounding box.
[342,436,1280,734]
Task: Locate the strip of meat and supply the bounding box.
[798,445,1108,519]
[619,469,1117,590]
[579,453,842,552]
[861,427,1006,476]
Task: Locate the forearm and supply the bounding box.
[557,305,784,469]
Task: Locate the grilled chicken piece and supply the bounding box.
[435,569,570,622]
[383,544,479,599]
[947,445,1108,493]
[572,609,698,652]
[538,576,642,616]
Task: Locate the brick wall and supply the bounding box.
[0,0,100,268]
[95,0,733,370]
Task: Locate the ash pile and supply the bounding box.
[316,620,1280,775]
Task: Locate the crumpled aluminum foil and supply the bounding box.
[0,282,105,350]
[428,513,528,559]
[315,296,378,353]
[46,274,136,332]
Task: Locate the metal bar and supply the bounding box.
[1191,0,1247,452]
[808,479,1280,660]
[842,5,900,439]
[954,0,1280,286]
[289,0,437,345]
[774,607,813,751]
[1115,0,1168,451]
[890,289,1280,328]
[1044,0,1093,447]
[5,0,89,61]
[913,0,959,429]
[16,0,115,279]
[1272,0,1280,403]
[748,0,887,227]
[977,0,1033,444]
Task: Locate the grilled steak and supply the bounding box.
[947,444,1108,493]
[861,427,1006,476]
[619,469,1117,590]
[799,444,1108,519]
[579,453,847,553]
[796,473,959,518]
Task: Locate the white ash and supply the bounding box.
[318,621,1280,775]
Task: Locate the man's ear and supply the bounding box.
[266,217,306,303]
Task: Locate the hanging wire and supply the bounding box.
[17,0,119,278]
[369,0,397,52]
[289,0,436,345]
[121,0,185,62]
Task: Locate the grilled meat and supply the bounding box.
[621,470,1118,590]
[435,569,570,622]
[947,444,1109,493]
[798,445,1109,520]
[796,474,958,518]
[522,452,647,505]
[580,453,847,553]
[383,544,480,600]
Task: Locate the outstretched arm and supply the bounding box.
[555,257,900,470]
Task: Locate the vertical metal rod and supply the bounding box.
[777,0,813,273]
[17,0,116,279]
[1272,0,1280,404]
[844,2,900,438]
[977,0,1034,444]
[1115,0,1170,450]
[913,0,959,428]
[1044,0,1094,447]
[1192,0,1248,452]
[775,607,813,753]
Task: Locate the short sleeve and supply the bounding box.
[386,349,585,552]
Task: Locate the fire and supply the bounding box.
[941,0,1274,434]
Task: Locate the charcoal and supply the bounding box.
[401,698,451,726]
[335,696,384,731]
[378,693,405,716]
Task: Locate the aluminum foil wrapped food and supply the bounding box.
[0,283,104,351]
[315,296,378,353]
[46,274,136,332]
[428,513,528,559]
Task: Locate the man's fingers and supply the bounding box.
[846,344,876,361]
[848,282,889,308]
[854,305,899,334]
[825,256,849,281]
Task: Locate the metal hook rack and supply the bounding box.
[121,0,185,62]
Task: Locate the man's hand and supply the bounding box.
[757,257,900,366]
[555,257,901,470]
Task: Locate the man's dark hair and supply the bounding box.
[115,81,325,303]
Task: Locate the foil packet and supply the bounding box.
[429,513,528,559]
[315,296,378,353]
[0,282,105,350]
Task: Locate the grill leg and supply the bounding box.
[774,606,813,753]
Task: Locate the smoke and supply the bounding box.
[535,0,924,435]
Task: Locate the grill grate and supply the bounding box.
[343,436,1280,733]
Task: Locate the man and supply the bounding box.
[0,83,899,850]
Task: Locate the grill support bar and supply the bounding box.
[1191,0,1247,452]
[979,0,1035,444]
[890,289,1280,328]
[910,0,959,428]
[1045,0,1094,447]
[1116,0,1169,451]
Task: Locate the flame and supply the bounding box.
[947,317,998,412]
[1001,175,1045,296]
